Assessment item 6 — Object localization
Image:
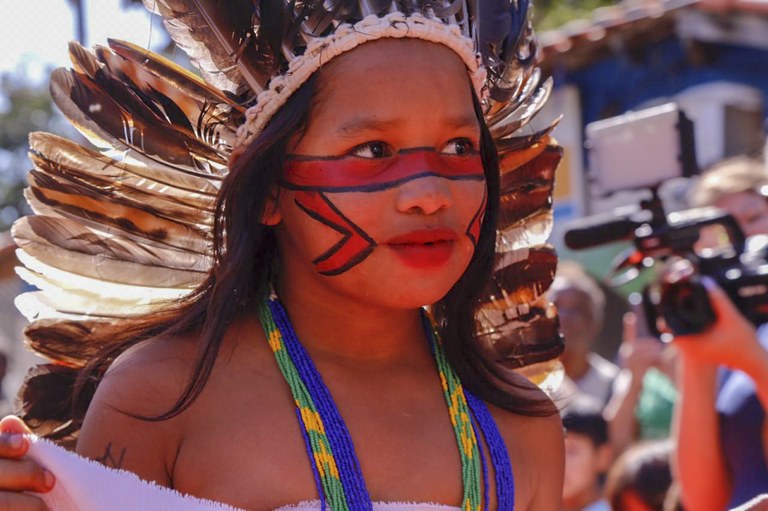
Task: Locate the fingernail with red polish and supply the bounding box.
[43,469,55,490]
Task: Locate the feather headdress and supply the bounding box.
[13,0,562,441]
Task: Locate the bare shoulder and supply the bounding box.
[76,334,198,485]
[75,315,268,485]
[89,333,198,418]
[488,373,565,511]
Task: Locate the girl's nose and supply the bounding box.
[394,175,453,215]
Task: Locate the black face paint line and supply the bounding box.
[293,190,377,276]
[283,147,486,276]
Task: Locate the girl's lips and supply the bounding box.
[385,229,458,269]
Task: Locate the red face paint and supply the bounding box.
[292,191,376,276]
[283,148,486,276]
[284,147,484,192]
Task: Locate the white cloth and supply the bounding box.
[581,499,611,511]
[26,436,241,511]
[26,435,460,511]
[574,353,619,405]
[277,503,460,511]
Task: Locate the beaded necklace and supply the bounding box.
[259,293,515,511]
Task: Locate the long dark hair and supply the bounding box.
[69,68,555,431]
[435,92,556,417]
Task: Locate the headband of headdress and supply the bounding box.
[235,12,486,147]
[12,0,563,442]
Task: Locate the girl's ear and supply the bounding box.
[261,190,282,226]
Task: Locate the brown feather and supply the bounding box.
[145,0,266,95]
[25,171,210,254]
[13,215,209,285]
[96,41,240,150]
[106,39,243,114]
[17,364,80,447]
[483,245,557,307]
[27,165,210,237]
[29,149,213,229]
[476,299,563,368]
[23,319,114,368]
[498,144,561,231]
[50,68,227,177]
[30,132,219,201]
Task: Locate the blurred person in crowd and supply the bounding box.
[562,393,613,511]
[688,156,768,241]
[605,439,675,511]
[731,495,768,511]
[549,261,620,406]
[604,310,677,454]
[673,281,768,510]
[662,483,685,511]
[672,156,768,510]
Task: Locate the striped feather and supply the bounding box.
[13,216,209,283]
[29,149,213,229]
[50,68,227,177]
[24,319,114,368]
[144,0,266,95]
[25,172,211,254]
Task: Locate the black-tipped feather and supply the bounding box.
[26,171,210,254]
[29,149,213,229]
[30,132,219,200]
[17,364,81,446]
[145,0,265,96]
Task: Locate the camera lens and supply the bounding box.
[659,276,715,335]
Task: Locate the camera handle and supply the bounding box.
[605,186,668,287]
[604,186,747,287]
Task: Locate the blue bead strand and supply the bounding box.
[466,391,515,511]
[269,299,373,511]
[263,295,515,511]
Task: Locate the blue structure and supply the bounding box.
[564,39,768,128]
[540,0,768,170]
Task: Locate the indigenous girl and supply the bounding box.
[0,2,564,509]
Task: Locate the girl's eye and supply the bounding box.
[441,138,476,156]
[350,142,392,159]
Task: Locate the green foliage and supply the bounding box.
[0,73,71,231]
[534,0,616,32]
[0,75,55,148]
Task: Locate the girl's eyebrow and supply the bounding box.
[446,114,482,130]
[335,117,401,137]
[334,113,479,138]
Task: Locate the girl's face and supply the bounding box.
[271,39,487,309]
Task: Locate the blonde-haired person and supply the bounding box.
[688,156,768,241]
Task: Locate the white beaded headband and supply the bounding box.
[234,12,487,148]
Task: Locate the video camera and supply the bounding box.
[564,104,768,337]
